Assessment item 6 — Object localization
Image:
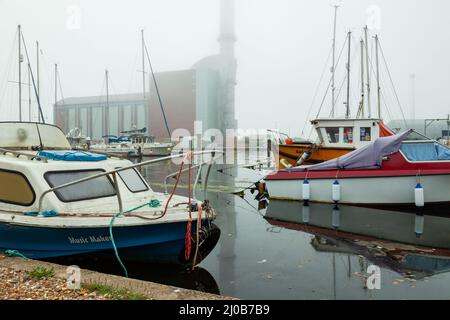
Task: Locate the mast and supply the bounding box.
[345,31,351,119]
[105,70,110,136]
[141,29,146,99]
[359,39,365,118]
[375,35,381,119]
[36,41,40,102]
[364,26,371,117]
[18,25,23,121]
[54,64,58,109]
[28,66,31,121]
[330,5,339,117]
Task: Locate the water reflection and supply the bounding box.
[264,200,450,279]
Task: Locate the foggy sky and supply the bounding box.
[1,0,449,137]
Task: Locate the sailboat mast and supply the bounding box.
[375,35,381,118]
[141,29,146,99]
[331,5,339,117]
[54,64,58,109]
[18,25,22,121]
[359,39,365,118]
[345,31,351,119]
[28,66,31,121]
[105,70,110,135]
[364,26,371,117]
[36,41,40,102]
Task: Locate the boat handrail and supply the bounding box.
[72,147,126,159]
[37,150,222,214]
[163,153,223,195]
[0,147,48,163]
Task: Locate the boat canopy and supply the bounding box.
[401,142,450,161]
[288,130,413,172]
[0,122,71,150]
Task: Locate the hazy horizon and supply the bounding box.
[1,0,449,137]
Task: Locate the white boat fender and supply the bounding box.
[297,151,312,165]
[280,159,293,169]
[302,203,310,224]
[332,205,340,229]
[302,180,310,202]
[332,180,341,203]
[415,183,425,207]
[414,214,425,238]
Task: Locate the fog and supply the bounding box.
[1,0,450,136]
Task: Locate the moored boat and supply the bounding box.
[0,122,220,265]
[265,130,450,208]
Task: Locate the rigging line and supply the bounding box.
[378,41,408,127]
[144,42,171,138]
[329,39,360,117]
[57,68,65,102]
[20,30,45,123]
[315,34,348,119]
[301,46,333,136]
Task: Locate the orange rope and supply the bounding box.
[184,152,193,261]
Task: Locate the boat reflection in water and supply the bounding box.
[264,200,450,279]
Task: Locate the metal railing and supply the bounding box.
[0,148,48,163]
[37,150,222,215]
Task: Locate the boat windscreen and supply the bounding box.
[0,122,71,150]
[401,143,450,161]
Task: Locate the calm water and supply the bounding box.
[53,154,450,300]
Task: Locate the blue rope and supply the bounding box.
[109,199,161,277]
[5,250,28,259]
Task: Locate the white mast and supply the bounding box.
[345,31,351,119]
[330,5,339,117]
[364,26,371,117]
[358,39,365,118]
[141,29,146,99]
[18,25,23,121]
[105,70,109,136]
[375,35,381,119]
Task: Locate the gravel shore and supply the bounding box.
[0,266,107,300]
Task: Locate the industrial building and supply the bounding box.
[54,0,237,140]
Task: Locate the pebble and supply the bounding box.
[0,266,109,300]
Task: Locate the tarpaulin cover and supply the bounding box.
[401,142,450,161]
[38,150,107,162]
[288,130,413,172]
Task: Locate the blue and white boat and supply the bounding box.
[0,122,220,265]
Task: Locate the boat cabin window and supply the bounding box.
[401,142,450,161]
[44,170,116,202]
[0,170,35,206]
[118,168,149,193]
[325,128,340,143]
[343,127,354,144]
[360,127,372,142]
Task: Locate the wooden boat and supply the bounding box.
[272,118,395,169]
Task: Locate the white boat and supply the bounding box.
[89,135,139,157]
[265,130,450,208]
[0,122,220,265]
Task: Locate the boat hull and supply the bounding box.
[275,144,353,169]
[265,174,450,206]
[0,220,220,265]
